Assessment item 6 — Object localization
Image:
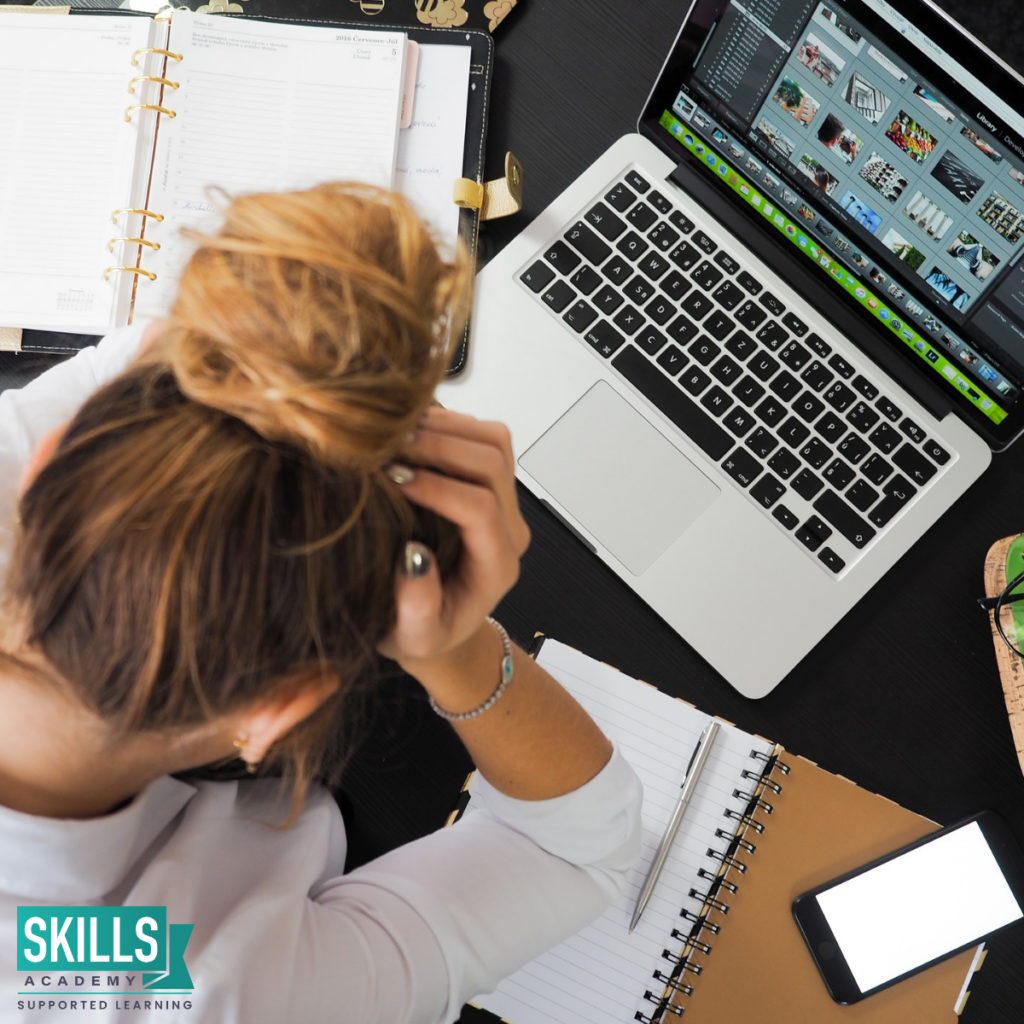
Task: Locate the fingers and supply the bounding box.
[377,542,445,662]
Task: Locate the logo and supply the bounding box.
[17,907,193,1012]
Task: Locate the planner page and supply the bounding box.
[475,640,775,1024]
[0,14,163,332]
[138,12,407,316]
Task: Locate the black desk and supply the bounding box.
[3,2,1023,1020]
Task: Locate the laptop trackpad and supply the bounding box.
[519,381,720,575]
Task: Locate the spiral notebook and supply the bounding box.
[470,639,984,1023]
[0,7,491,362]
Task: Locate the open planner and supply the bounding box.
[0,9,491,356]
[471,639,985,1023]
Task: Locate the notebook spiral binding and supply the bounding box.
[105,47,181,287]
[634,744,789,1024]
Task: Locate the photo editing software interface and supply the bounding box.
[660,0,1024,429]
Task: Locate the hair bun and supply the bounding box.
[153,183,470,467]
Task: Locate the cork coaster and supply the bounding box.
[983,534,1024,777]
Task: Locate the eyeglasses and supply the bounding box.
[978,560,1024,658]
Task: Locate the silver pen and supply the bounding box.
[629,719,721,933]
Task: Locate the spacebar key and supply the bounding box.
[612,345,733,460]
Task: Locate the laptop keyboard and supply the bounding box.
[518,166,956,576]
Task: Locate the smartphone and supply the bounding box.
[792,811,1024,1004]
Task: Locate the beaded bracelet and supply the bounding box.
[428,617,515,722]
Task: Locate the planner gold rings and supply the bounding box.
[103,267,158,282]
[128,76,181,94]
[130,47,183,67]
[111,208,165,225]
[124,104,177,123]
[106,237,161,254]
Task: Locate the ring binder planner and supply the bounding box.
[124,103,177,124]
[470,639,987,1024]
[128,75,181,93]
[106,237,161,253]
[102,267,158,282]
[130,47,183,66]
[111,209,165,225]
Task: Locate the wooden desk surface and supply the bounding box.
[2,2,1022,1020]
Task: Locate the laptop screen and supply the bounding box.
[640,0,1024,448]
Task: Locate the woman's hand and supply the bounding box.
[378,406,529,671]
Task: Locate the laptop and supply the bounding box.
[439,0,1024,697]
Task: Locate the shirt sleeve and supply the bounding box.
[298,746,642,1024]
[0,323,145,531]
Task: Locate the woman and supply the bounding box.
[0,184,641,1021]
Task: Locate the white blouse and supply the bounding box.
[0,327,643,1023]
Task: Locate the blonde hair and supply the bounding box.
[8,182,470,810]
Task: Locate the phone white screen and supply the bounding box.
[815,821,1023,992]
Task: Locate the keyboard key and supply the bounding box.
[624,276,655,305]
[649,222,680,251]
[570,265,602,295]
[646,295,675,326]
[737,270,763,295]
[605,181,636,211]
[626,202,657,231]
[847,401,880,433]
[690,336,720,365]
[769,370,801,402]
[613,345,732,459]
[797,515,832,552]
[828,354,854,378]
[544,239,581,272]
[704,311,736,341]
[815,411,846,444]
[852,374,879,400]
[813,491,876,548]
[613,304,644,335]
[682,292,714,321]
[563,300,598,332]
[625,170,650,193]
[710,355,742,386]
[824,381,855,412]
[923,439,950,465]
[755,395,786,427]
[892,443,937,485]
[713,280,744,311]
[723,407,756,437]
[805,331,830,356]
[793,468,824,500]
[638,252,670,280]
[860,453,893,485]
[722,447,762,487]
[736,301,769,332]
[748,351,780,381]
[648,190,672,214]
[635,326,667,355]
[564,221,612,264]
[680,366,712,396]
[899,417,926,443]
[585,202,627,240]
[783,312,808,336]
[596,261,628,291]
[769,448,801,479]
[755,320,788,350]
[793,393,825,423]
[799,437,831,469]
[593,284,624,315]
[693,261,724,290]
[773,504,799,529]
[746,426,779,458]
[584,320,626,357]
[521,260,555,293]
[800,360,833,392]
[670,209,695,233]
[541,279,576,312]
[667,314,699,346]
[847,479,879,512]
[693,230,717,254]
[778,416,810,448]
[656,343,689,376]
[760,292,786,317]
[779,341,811,372]
[876,396,901,422]
[818,547,845,573]
[823,458,855,489]
[751,473,786,508]
[837,432,870,464]
[733,375,765,407]
[661,270,691,301]
[669,241,700,271]
[725,331,756,361]
[701,385,733,417]
[868,422,901,454]
[714,251,740,275]
[617,231,649,260]
[868,474,916,527]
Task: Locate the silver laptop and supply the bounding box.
[440,0,1024,697]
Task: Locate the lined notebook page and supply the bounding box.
[475,640,775,1024]
[0,14,160,332]
[139,12,407,315]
